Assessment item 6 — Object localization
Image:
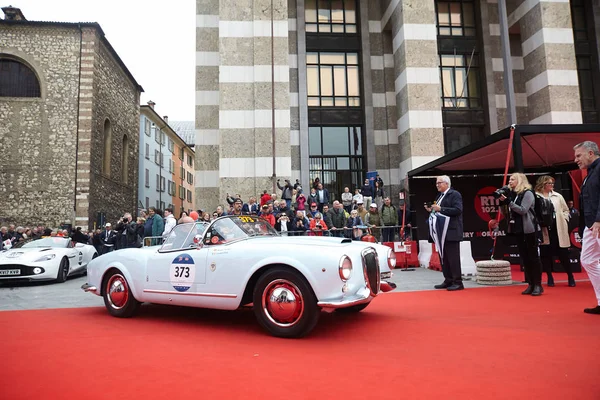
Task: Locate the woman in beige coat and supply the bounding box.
[535,176,575,287]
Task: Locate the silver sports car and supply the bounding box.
[0,237,97,283]
[82,216,397,338]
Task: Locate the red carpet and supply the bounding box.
[510,264,589,283]
[1,283,599,400]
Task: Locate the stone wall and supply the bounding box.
[88,37,140,228]
[0,22,141,230]
[0,24,80,228]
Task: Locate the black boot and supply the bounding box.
[531,285,543,296]
[547,274,555,287]
[522,285,534,295]
[568,275,576,287]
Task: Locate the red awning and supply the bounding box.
[408,124,600,176]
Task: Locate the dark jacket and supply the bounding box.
[436,189,464,242]
[144,216,154,237]
[580,157,600,234]
[361,184,373,197]
[328,208,347,229]
[277,181,293,200]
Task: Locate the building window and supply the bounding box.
[145,197,149,210]
[179,185,186,200]
[187,154,193,166]
[161,177,166,192]
[145,143,150,159]
[570,0,599,123]
[435,0,476,37]
[187,171,193,185]
[307,52,361,107]
[576,56,596,113]
[571,0,588,41]
[308,126,363,198]
[121,134,129,184]
[168,138,174,153]
[305,0,357,34]
[154,150,161,165]
[160,201,165,211]
[156,174,160,192]
[179,147,184,160]
[440,54,481,108]
[180,166,185,179]
[145,169,150,187]
[155,127,161,144]
[444,126,485,153]
[0,58,41,97]
[102,119,112,177]
[187,189,192,203]
[144,120,151,136]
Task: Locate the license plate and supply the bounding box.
[0,269,20,276]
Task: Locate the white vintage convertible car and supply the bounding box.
[0,237,97,283]
[82,216,397,338]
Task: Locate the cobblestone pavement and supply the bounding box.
[0,267,501,312]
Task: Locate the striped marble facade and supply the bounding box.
[512,0,582,124]
[382,0,445,181]
[194,0,591,210]
[196,0,292,211]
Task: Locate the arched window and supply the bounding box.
[121,134,129,184]
[103,119,112,177]
[0,58,41,97]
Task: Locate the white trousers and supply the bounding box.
[581,227,600,306]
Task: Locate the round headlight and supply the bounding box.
[338,255,353,281]
[33,267,42,274]
[388,249,396,269]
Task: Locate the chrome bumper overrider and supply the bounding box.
[81,283,99,295]
[380,280,396,292]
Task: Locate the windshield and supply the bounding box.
[161,222,209,251]
[204,216,278,245]
[21,238,69,248]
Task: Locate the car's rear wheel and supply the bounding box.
[335,302,370,313]
[252,267,320,338]
[55,257,69,283]
[103,270,140,318]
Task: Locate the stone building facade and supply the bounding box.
[0,7,143,230]
[195,0,599,211]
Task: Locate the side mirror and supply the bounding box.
[75,243,84,248]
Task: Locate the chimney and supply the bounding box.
[2,6,27,20]
[146,100,155,109]
[163,116,168,124]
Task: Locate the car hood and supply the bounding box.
[0,247,59,261]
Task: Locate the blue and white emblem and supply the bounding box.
[170,253,196,292]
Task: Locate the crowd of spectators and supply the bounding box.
[0,176,412,255]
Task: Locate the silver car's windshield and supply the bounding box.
[21,238,69,248]
[203,216,278,245]
[161,222,209,251]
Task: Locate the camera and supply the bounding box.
[492,186,511,199]
[424,201,433,207]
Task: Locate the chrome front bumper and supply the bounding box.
[81,283,100,296]
[317,281,396,309]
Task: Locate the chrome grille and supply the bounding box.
[361,247,380,295]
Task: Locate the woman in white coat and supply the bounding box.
[535,176,575,287]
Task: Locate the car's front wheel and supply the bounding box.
[55,257,69,283]
[103,270,140,318]
[252,267,320,338]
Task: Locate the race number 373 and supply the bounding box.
[170,253,196,292]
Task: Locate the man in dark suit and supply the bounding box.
[425,175,464,291]
[100,223,116,254]
[574,141,600,314]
